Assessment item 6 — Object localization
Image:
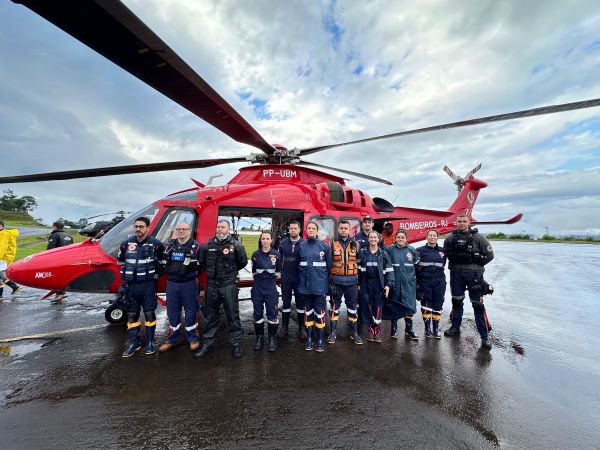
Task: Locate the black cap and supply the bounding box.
[363,215,374,222]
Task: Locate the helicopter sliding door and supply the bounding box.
[218,206,303,281]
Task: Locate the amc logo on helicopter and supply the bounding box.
[35,272,53,279]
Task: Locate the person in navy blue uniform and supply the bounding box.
[416,229,447,339]
[158,222,202,353]
[443,214,494,349]
[297,221,332,352]
[117,216,165,358]
[354,215,382,250]
[277,220,306,339]
[251,231,281,352]
[358,231,394,343]
[384,229,420,339]
[328,220,362,345]
[194,220,248,359]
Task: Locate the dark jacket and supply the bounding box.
[444,228,494,273]
[117,235,165,282]
[201,234,248,286]
[278,237,303,281]
[386,243,418,313]
[297,237,332,295]
[416,244,447,280]
[251,248,281,283]
[358,247,395,290]
[163,238,202,283]
[47,230,73,250]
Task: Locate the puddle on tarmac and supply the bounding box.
[0,339,50,359]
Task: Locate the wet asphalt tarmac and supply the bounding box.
[1,241,599,449]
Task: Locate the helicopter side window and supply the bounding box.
[153,208,197,243]
[308,216,336,245]
[99,204,159,257]
[341,217,361,238]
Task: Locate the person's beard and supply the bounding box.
[216,232,229,240]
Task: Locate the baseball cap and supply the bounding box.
[363,215,374,222]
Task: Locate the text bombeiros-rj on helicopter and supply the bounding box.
[3,1,599,322]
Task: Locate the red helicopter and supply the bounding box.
[3,1,599,322]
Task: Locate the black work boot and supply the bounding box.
[390,320,399,338]
[404,317,418,340]
[481,336,492,349]
[7,281,21,295]
[432,319,442,339]
[232,343,243,359]
[193,344,213,358]
[122,323,141,358]
[298,313,307,340]
[278,312,290,339]
[444,325,461,337]
[305,326,314,351]
[316,328,325,352]
[327,321,338,344]
[348,322,363,345]
[267,323,278,352]
[254,323,264,351]
[144,323,156,355]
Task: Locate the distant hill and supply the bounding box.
[0,211,44,227]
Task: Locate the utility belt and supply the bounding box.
[419,272,445,281]
[167,277,197,284]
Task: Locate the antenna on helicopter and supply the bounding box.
[206,174,223,186]
[443,163,482,191]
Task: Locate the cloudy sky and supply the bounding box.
[0,0,598,235]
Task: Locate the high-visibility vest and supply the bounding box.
[330,240,358,276]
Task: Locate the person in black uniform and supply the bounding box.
[158,222,202,353]
[47,221,74,303]
[416,229,447,339]
[277,220,305,339]
[194,220,248,359]
[443,214,495,349]
[250,231,281,352]
[117,216,165,358]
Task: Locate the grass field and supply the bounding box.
[14,230,88,261]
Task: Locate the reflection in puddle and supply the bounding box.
[0,339,49,358]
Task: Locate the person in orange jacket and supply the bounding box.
[382,222,395,247]
[0,220,22,300]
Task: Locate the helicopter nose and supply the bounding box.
[6,240,115,291]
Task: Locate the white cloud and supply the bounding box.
[0,0,598,235]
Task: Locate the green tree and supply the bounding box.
[0,190,37,213]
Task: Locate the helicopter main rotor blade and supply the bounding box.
[0,157,247,184]
[298,99,600,156]
[13,0,275,155]
[298,160,393,185]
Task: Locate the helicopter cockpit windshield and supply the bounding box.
[98,204,159,257]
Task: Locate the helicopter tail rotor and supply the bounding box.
[443,163,482,191]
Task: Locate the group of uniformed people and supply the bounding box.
[116,212,495,359]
